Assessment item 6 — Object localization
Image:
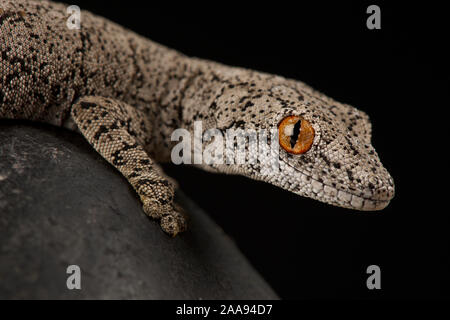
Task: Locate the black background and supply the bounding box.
[70,0,449,299]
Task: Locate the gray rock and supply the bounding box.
[0,121,278,299]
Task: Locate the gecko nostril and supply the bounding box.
[364,173,395,201]
[368,175,379,187]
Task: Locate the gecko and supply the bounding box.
[0,0,395,236]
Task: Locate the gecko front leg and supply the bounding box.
[71,96,187,236]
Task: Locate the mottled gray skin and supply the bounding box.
[0,0,394,236]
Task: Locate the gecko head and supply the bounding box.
[201,81,395,211]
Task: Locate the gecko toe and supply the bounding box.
[141,196,188,236]
[160,209,188,237]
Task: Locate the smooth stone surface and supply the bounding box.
[0,121,278,299]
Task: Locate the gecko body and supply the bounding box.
[0,0,394,236]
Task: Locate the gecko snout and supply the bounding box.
[358,172,395,210]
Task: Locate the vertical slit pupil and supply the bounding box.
[290,119,302,148]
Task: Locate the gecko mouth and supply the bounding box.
[282,161,393,211]
[203,161,392,211]
[294,173,391,211]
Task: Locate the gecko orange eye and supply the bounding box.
[278,116,315,154]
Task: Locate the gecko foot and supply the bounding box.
[161,205,188,237]
[142,196,188,236]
